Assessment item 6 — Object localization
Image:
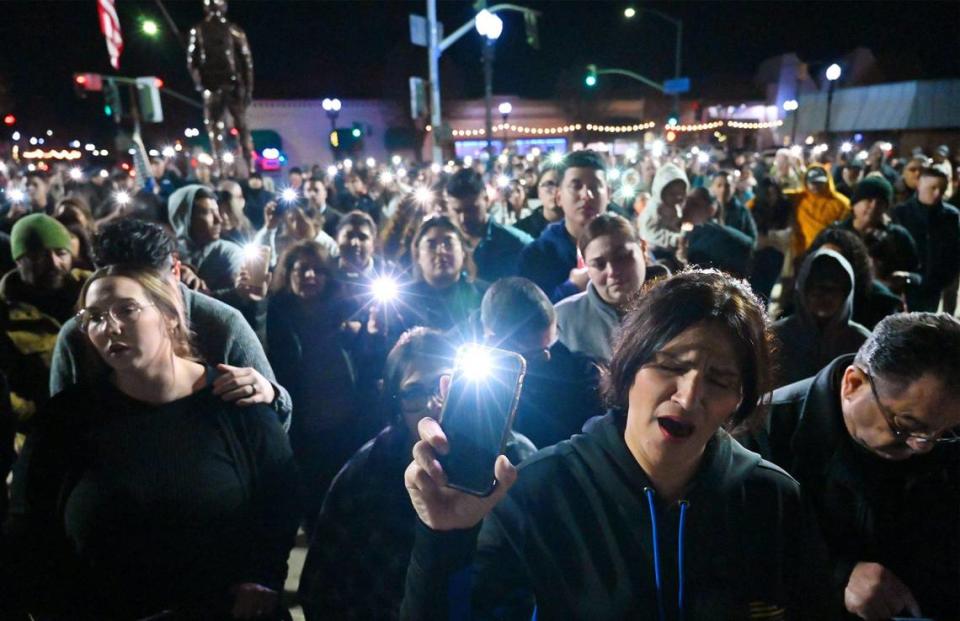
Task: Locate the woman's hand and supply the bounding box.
[235,269,268,301]
[405,415,517,531]
[264,201,281,230]
[230,582,278,619]
[213,363,276,406]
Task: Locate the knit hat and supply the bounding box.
[851,176,893,207]
[10,213,72,260]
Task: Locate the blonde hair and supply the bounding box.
[78,265,199,361]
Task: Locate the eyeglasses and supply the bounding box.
[77,301,156,334]
[860,367,960,445]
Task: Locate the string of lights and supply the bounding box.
[442,119,783,137]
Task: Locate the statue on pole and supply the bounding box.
[187,0,255,177]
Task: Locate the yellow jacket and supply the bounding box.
[784,164,850,256]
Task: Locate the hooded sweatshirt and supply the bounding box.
[518,221,580,302]
[772,248,870,386]
[638,163,689,254]
[401,412,836,621]
[784,165,850,257]
[168,184,245,297]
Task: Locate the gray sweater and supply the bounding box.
[554,281,620,364]
[49,283,292,429]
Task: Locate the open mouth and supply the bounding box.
[658,416,695,440]
[107,343,130,356]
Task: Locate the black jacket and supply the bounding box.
[744,355,960,619]
[402,411,835,620]
[891,196,960,311]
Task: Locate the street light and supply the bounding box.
[141,18,159,37]
[322,98,342,157]
[475,10,504,40]
[624,7,637,19]
[824,63,841,137]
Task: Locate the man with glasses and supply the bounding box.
[745,312,960,620]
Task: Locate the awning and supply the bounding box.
[790,79,960,137]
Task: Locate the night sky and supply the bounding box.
[1,0,958,139]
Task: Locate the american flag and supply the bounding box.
[97,0,123,69]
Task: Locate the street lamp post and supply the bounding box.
[498,101,512,150]
[477,9,504,158]
[322,98,342,158]
[824,63,841,138]
[783,99,799,145]
[426,2,541,164]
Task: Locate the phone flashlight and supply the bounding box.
[370,276,400,304]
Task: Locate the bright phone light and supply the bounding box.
[455,343,494,381]
[379,171,394,184]
[280,188,299,203]
[697,152,709,164]
[114,191,131,206]
[413,186,433,205]
[222,152,235,164]
[607,168,621,181]
[391,154,402,166]
[365,157,376,168]
[326,165,338,178]
[496,174,511,188]
[548,152,563,165]
[841,142,853,153]
[68,167,83,181]
[161,146,176,158]
[7,189,25,203]
[371,276,399,303]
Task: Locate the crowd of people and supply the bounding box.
[0,135,957,620]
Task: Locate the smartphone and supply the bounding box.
[243,245,272,290]
[438,345,527,497]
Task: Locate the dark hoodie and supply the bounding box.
[401,412,835,621]
[772,249,870,387]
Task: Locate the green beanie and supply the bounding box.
[10,213,72,261]
[851,175,894,207]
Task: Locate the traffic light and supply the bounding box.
[585,64,598,87]
[73,72,103,97]
[103,79,122,122]
[524,12,540,50]
[3,114,14,127]
[351,122,363,139]
[135,76,164,123]
[666,111,679,126]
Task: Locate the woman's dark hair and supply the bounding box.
[54,195,96,235]
[271,240,335,295]
[751,177,790,233]
[93,219,177,270]
[604,268,774,430]
[62,222,96,271]
[855,312,960,399]
[336,209,379,240]
[380,327,455,423]
[381,193,424,267]
[578,213,638,255]
[410,214,475,282]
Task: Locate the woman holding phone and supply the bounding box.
[402,269,836,620]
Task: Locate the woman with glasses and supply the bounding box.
[266,240,379,536]
[6,265,298,619]
[747,312,960,620]
[515,166,562,240]
[298,328,535,620]
[403,216,485,335]
[402,269,834,620]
